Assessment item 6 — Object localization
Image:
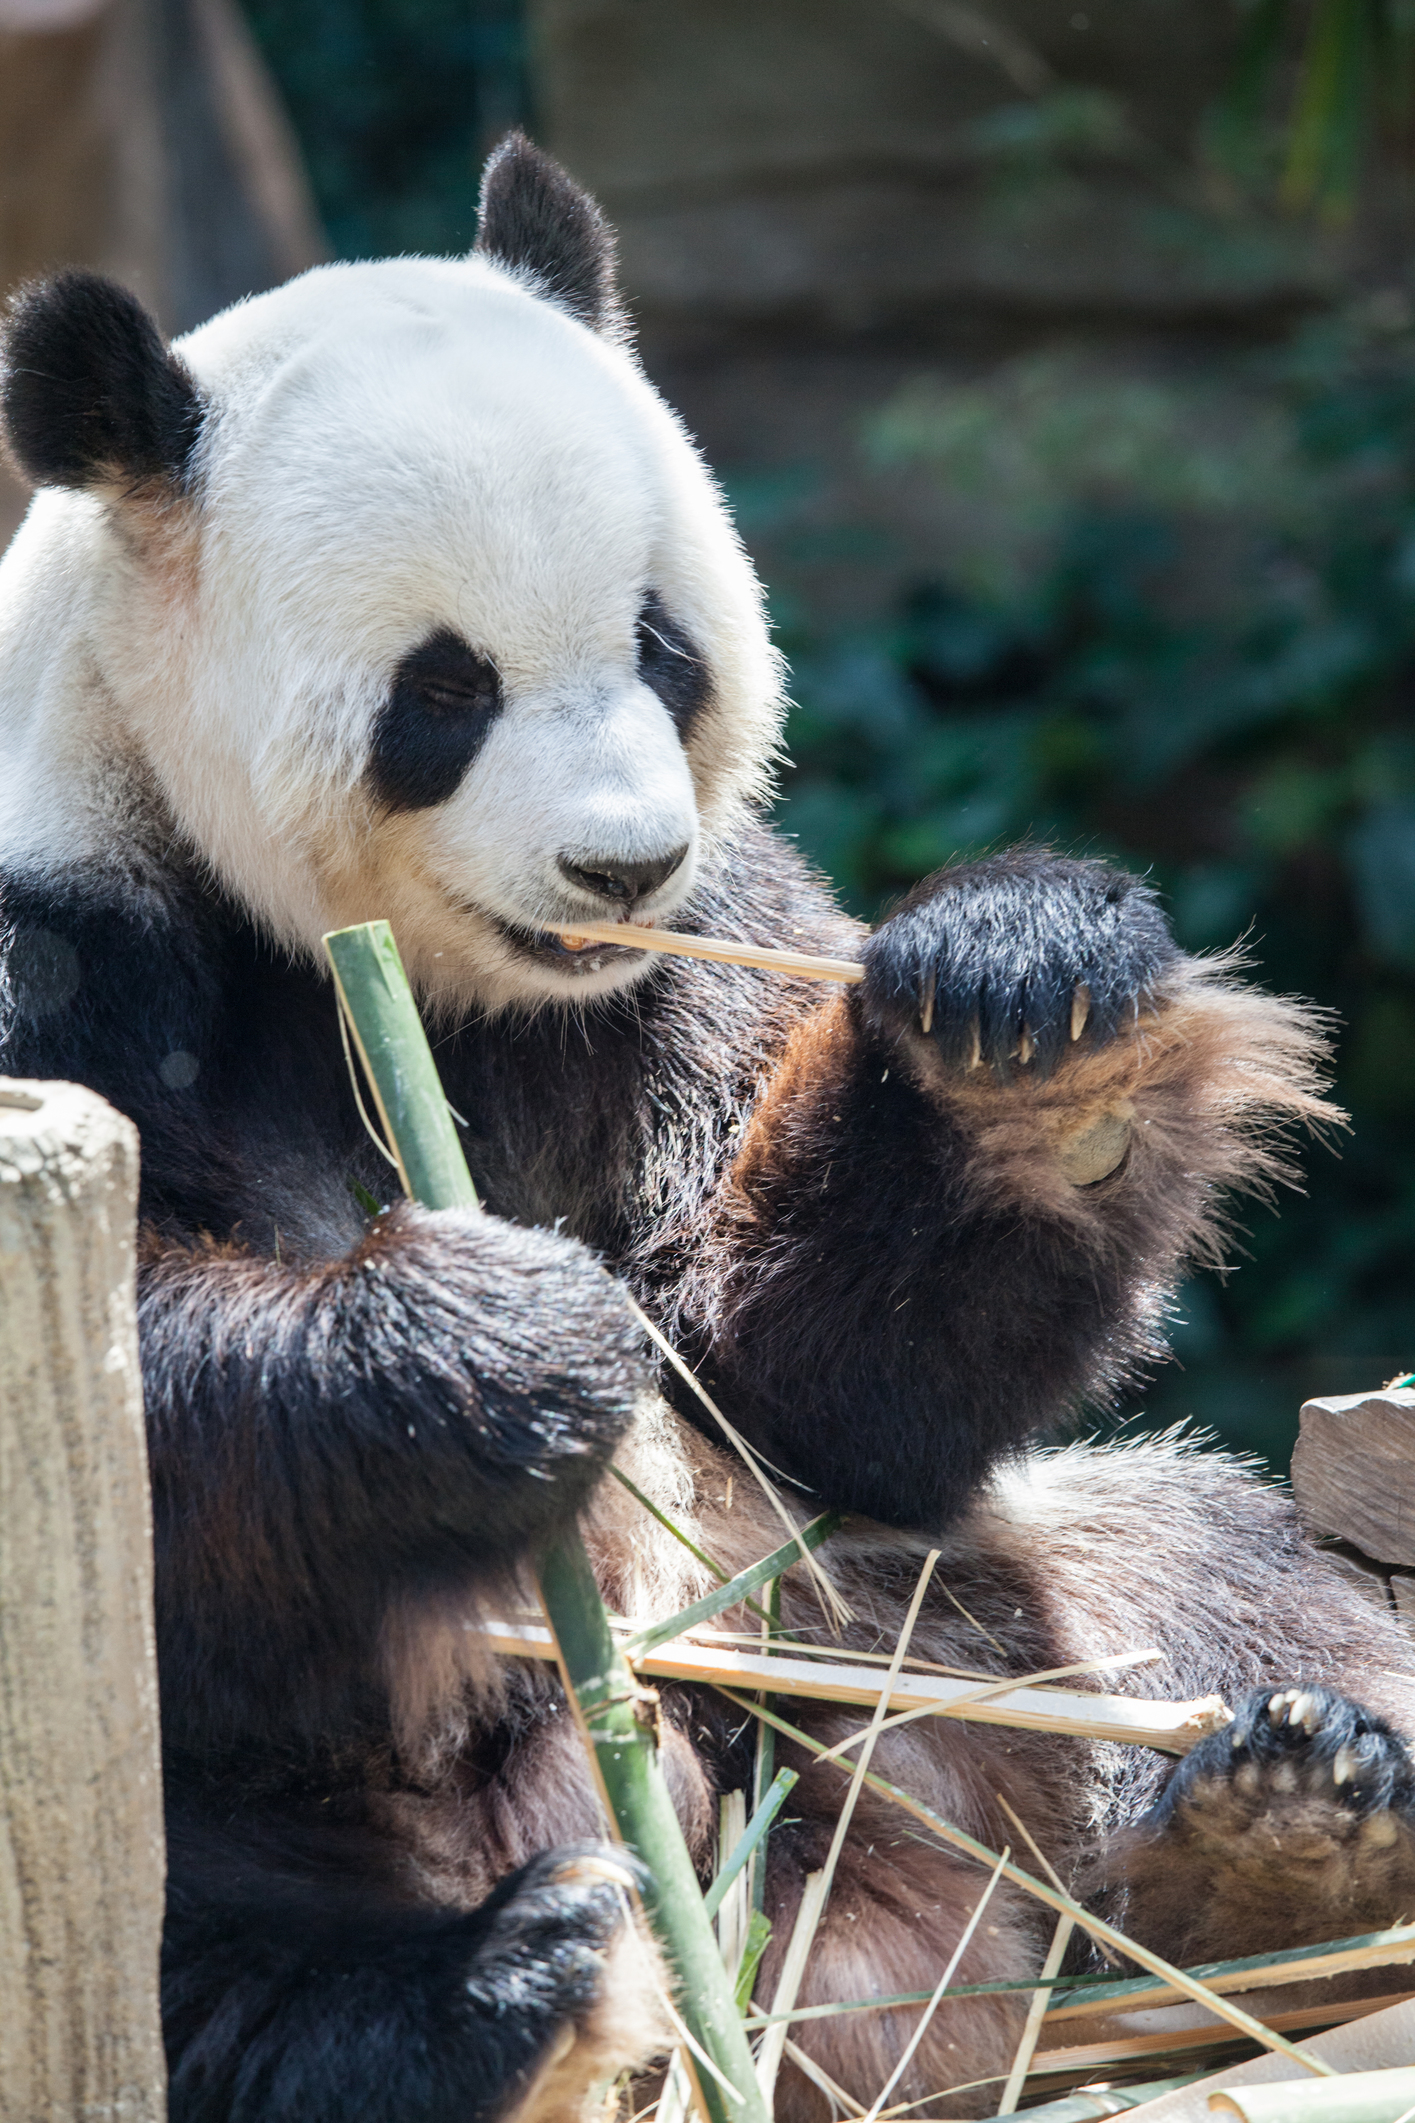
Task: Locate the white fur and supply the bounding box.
[0,255,784,1009]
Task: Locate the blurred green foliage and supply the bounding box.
[242,0,527,257]
[758,302,1415,1465]
[1213,0,1415,217]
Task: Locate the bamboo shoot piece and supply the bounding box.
[323,921,766,2123]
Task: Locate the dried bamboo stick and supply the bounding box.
[758,1551,943,2104]
[1027,1991,1415,2077]
[999,1914,1075,2113]
[471,1616,1231,1751]
[1043,1925,1415,2024]
[557,918,865,984]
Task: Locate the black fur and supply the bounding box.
[163,1828,638,2123]
[861,848,1178,1080]
[0,813,1363,2117]
[369,630,505,812]
[1,272,203,491]
[141,1206,641,1753]
[475,133,626,340]
[637,594,712,739]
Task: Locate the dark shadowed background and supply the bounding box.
[5,0,1414,1469]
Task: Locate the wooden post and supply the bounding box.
[1292,1390,1415,1570]
[0,1078,165,2122]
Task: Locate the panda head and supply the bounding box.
[0,136,782,1012]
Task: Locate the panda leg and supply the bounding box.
[162,1841,667,2123]
[1098,1685,1415,1967]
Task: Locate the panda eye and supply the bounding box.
[402,637,501,718]
[416,666,500,717]
[637,593,710,739]
[368,628,505,812]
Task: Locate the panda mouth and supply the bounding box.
[492,915,646,976]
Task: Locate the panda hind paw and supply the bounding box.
[1154,1682,1415,1866]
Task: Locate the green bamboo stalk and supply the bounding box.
[538,1537,769,2123]
[325,923,479,1212]
[322,920,767,2123]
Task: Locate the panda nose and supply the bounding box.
[557,846,688,905]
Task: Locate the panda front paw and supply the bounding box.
[860,850,1177,1084]
[1153,1683,1415,1863]
[465,1845,667,2108]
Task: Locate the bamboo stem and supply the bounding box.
[557,919,865,985]
[1208,2066,1415,2123]
[325,923,480,1212]
[321,920,766,2123]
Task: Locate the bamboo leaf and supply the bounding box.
[704,1769,799,1920]
[626,1512,843,1655]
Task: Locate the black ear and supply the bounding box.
[1,272,203,493]
[474,132,627,341]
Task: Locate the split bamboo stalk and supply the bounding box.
[1027,1992,1415,2080]
[1043,1925,1415,2025]
[469,1615,1231,1751]
[556,919,865,985]
[323,921,766,2123]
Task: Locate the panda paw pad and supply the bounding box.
[1161,1684,1415,1857]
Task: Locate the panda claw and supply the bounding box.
[1070,985,1090,1041]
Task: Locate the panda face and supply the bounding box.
[0,244,783,1016]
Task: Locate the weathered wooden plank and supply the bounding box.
[0,1078,165,2123]
[1292,1391,1415,1569]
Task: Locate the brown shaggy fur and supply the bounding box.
[370,1413,1415,2121]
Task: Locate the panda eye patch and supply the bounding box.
[369,628,504,812]
[637,593,710,738]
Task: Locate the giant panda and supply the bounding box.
[2,133,1415,2123]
